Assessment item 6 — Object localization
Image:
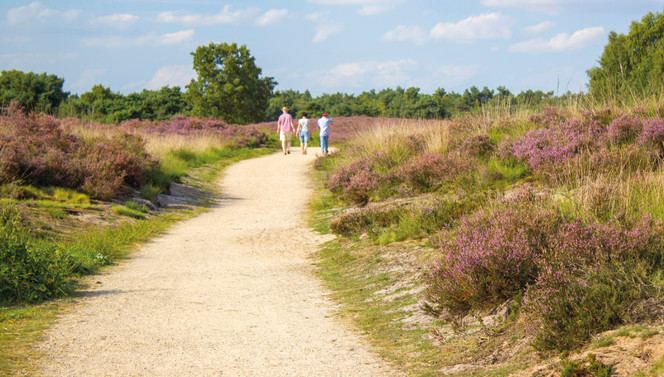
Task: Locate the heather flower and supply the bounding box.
[0,104,159,199]
[606,114,642,144]
[458,134,493,157]
[636,118,664,154]
[327,153,385,204]
[500,116,606,170]
[396,152,469,191]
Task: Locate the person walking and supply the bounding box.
[296,112,310,155]
[277,106,294,155]
[317,112,332,155]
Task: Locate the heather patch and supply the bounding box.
[396,152,470,192]
[327,153,387,204]
[636,117,664,155]
[523,216,664,351]
[424,186,664,350]
[457,133,494,157]
[607,114,643,144]
[0,104,158,199]
[425,188,560,315]
[500,117,605,170]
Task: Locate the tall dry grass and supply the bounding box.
[62,121,233,159]
[347,119,452,162]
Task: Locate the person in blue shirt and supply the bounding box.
[317,113,332,155]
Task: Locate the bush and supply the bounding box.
[329,206,402,237]
[527,214,663,350]
[607,114,642,144]
[500,117,605,170]
[458,133,494,157]
[327,155,384,204]
[425,187,664,350]
[636,118,664,155]
[0,104,159,199]
[0,205,71,303]
[396,152,469,191]
[425,188,560,315]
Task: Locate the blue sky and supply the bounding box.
[1,1,663,96]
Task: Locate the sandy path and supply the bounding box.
[39,151,396,376]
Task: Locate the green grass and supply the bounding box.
[312,239,451,376]
[139,184,163,199]
[47,209,67,219]
[111,204,146,219]
[125,200,149,213]
[0,303,61,377]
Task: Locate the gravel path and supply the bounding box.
[39,151,397,376]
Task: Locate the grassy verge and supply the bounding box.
[0,145,274,377]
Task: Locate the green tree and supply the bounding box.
[0,70,69,112]
[186,42,276,124]
[588,11,664,100]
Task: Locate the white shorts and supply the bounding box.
[279,131,293,141]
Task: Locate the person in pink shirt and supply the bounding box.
[277,106,295,155]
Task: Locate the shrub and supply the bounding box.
[396,152,469,191]
[501,117,605,170]
[329,206,402,237]
[425,185,664,350]
[458,134,494,157]
[607,114,642,144]
[425,189,560,315]
[0,104,159,199]
[327,155,384,204]
[0,205,71,303]
[636,117,664,155]
[522,216,664,351]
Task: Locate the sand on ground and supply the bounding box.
[38,150,397,376]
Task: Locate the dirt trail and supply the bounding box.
[39,150,397,376]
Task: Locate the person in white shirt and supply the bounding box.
[296,112,310,155]
[317,112,332,155]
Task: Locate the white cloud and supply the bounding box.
[8,2,80,25]
[146,65,195,90]
[255,9,289,26]
[317,59,417,88]
[308,0,405,15]
[509,26,605,53]
[313,23,344,43]
[95,13,140,27]
[157,30,195,45]
[430,13,511,42]
[524,21,555,34]
[306,12,343,43]
[156,5,259,25]
[481,0,572,14]
[82,30,194,48]
[358,5,394,15]
[383,25,427,45]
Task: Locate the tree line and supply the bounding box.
[0,67,558,124]
[2,10,663,124]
